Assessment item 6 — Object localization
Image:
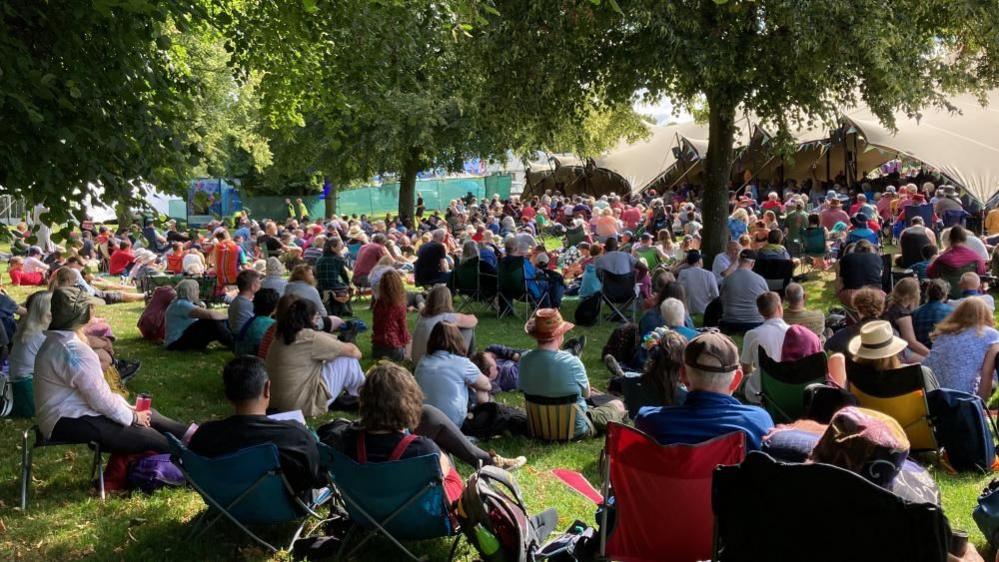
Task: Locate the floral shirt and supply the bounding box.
[923,327,999,395]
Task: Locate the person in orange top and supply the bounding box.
[165,242,186,274]
[212,229,243,287]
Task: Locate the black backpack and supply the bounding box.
[928,388,998,472]
[574,294,601,327]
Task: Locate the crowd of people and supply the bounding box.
[4,175,999,560]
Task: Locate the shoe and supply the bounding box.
[574,335,587,355]
[330,393,359,412]
[116,359,141,384]
[490,452,527,472]
[561,337,577,351]
[603,354,625,379]
[337,320,367,343]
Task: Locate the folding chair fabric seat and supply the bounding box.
[758,349,827,423]
[450,257,497,311]
[167,434,324,552]
[712,451,950,562]
[752,259,795,294]
[497,256,545,319]
[846,361,938,452]
[933,261,980,299]
[525,394,579,441]
[600,424,746,562]
[802,228,827,257]
[600,270,637,322]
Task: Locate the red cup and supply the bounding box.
[135,394,152,412]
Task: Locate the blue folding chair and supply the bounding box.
[167,434,331,553]
[319,443,460,561]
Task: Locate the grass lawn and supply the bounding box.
[0,264,995,560]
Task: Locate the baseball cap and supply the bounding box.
[739,249,758,261]
[684,331,740,373]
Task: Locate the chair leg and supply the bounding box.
[447,534,463,562]
[20,427,33,510]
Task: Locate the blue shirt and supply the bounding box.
[414,351,482,426]
[911,300,954,348]
[846,228,879,246]
[635,391,774,450]
[518,349,591,438]
[479,246,498,270]
[164,299,197,346]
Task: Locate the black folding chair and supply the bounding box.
[449,257,497,313]
[21,425,104,509]
[599,270,637,323]
[752,259,795,295]
[713,452,951,562]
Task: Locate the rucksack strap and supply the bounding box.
[355,430,417,463]
[388,434,418,461]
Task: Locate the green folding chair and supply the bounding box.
[758,348,828,423]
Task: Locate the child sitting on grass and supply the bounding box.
[8,256,46,286]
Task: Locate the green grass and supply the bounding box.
[0,262,995,560]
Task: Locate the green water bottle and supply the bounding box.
[474,523,500,555]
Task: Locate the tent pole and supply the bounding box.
[737,154,778,194]
[667,161,698,192]
[852,134,859,186]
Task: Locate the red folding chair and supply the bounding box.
[599,424,746,562]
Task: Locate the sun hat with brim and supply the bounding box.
[850,213,869,228]
[525,308,574,341]
[265,257,286,276]
[847,320,908,360]
[50,287,103,331]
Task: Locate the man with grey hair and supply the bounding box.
[634,331,774,449]
[782,282,825,339]
[414,228,451,286]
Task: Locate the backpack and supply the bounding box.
[974,478,999,546]
[137,286,175,343]
[574,294,601,327]
[127,453,186,493]
[928,388,998,472]
[457,465,555,562]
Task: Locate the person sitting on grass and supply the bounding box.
[233,288,280,357]
[265,298,364,417]
[8,256,46,286]
[228,269,261,337]
[911,279,954,349]
[414,322,493,428]
[189,356,325,498]
[518,308,626,439]
[35,287,194,453]
[635,331,774,450]
[371,269,411,361]
[411,285,478,364]
[54,258,145,304]
[164,279,233,352]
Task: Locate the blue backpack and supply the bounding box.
[927,388,997,472]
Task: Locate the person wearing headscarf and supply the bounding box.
[34,287,194,451]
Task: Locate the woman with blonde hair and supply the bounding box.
[410,285,478,364]
[728,207,750,240]
[923,298,999,400]
[8,291,52,416]
[881,277,930,360]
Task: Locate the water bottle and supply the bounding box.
[474,523,500,555]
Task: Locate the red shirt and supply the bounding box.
[109,249,135,275]
[9,268,44,286]
[761,200,783,211]
[354,243,388,278]
[372,300,410,348]
[620,206,642,230]
[522,206,537,221]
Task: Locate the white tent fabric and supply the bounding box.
[843,92,999,203]
[593,122,708,193]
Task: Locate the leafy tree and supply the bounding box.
[0,1,214,229]
[231,0,644,221]
[585,0,999,260]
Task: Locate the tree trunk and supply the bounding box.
[324,177,337,218]
[114,201,133,231]
[398,149,421,225]
[701,92,738,265]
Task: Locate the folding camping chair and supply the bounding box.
[599,270,637,323]
[449,257,497,313]
[942,209,970,228]
[321,443,460,561]
[21,425,104,510]
[712,452,951,562]
[564,224,587,248]
[599,424,746,562]
[525,394,580,441]
[752,259,795,295]
[497,256,548,319]
[167,434,330,553]
[933,261,979,299]
[845,360,938,452]
[757,349,828,423]
[906,203,935,228]
[802,227,828,271]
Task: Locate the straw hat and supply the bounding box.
[847,321,907,360]
[525,308,574,342]
[347,225,364,239]
[265,257,286,276]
